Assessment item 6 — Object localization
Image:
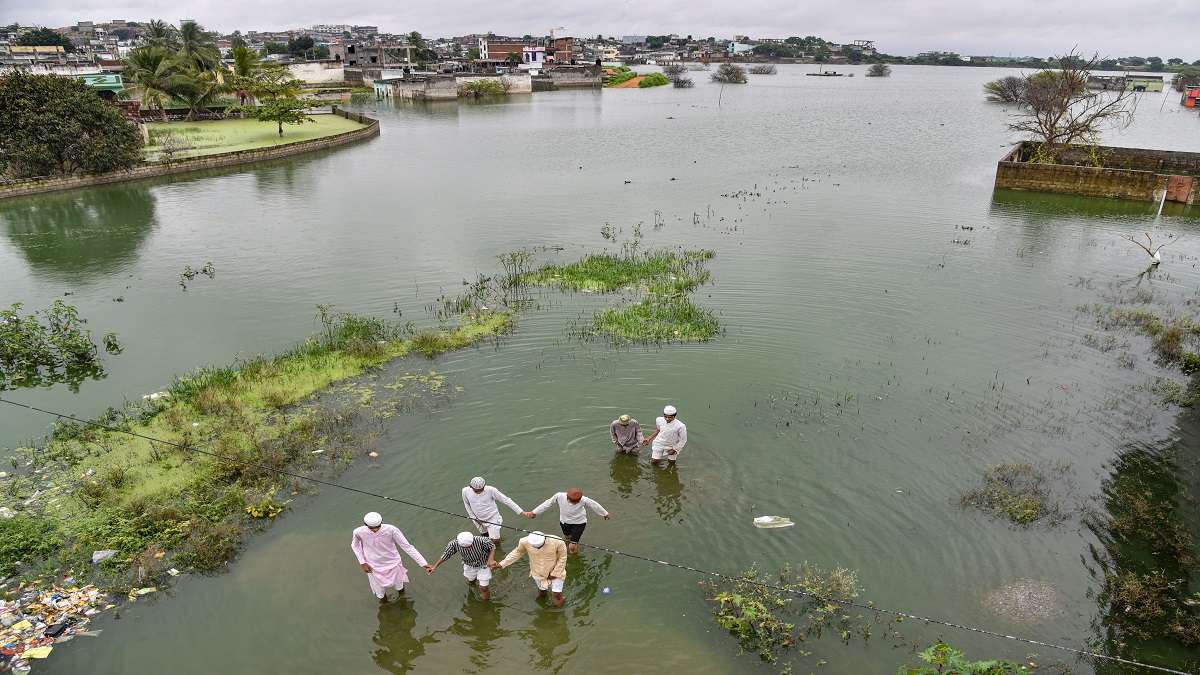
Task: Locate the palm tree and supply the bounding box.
[144,19,179,50]
[126,46,177,120]
[177,20,220,71]
[231,46,262,104]
[166,66,229,120]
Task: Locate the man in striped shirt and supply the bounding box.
[429,531,497,600]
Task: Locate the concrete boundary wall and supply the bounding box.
[0,108,379,200]
[995,141,1197,204]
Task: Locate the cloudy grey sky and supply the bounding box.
[6,0,1200,59]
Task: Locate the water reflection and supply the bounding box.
[443,597,511,673]
[989,188,1177,221]
[519,607,575,672]
[651,465,685,523]
[565,551,613,619]
[609,453,644,499]
[0,185,156,279]
[370,597,438,674]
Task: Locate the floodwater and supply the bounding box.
[3,64,1200,674]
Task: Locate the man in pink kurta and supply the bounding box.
[351,512,432,600]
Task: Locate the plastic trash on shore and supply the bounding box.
[753,516,795,529]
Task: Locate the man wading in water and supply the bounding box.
[351,512,433,602]
[526,488,610,554]
[643,405,687,467]
[610,414,643,455]
[491,531,568,607]
[462,476,525,544]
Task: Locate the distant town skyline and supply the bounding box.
[5,0,1200,60]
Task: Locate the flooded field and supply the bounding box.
[2,64,1200,673]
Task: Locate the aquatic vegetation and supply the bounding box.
[1082,304,1200,368]
[523,247,720,342]
[747,64,777,75]
[705,563,893,669]
[521,248,714,294]
[459,79,507,97]
[983,579,1063,623]
[638,72,670,88]
[0,301,121,391]
[866,64,892,78]
[959,462,1073,525]
[0,306,512,592]
[897,642,1026,674]
[591,295,720,342]
[1086,441,1200,649]
[178,261,215,290]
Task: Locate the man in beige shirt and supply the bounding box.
[491,531,568,607]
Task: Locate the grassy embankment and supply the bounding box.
[0,308,511,589]
[603,66,640,88]
[142,114,366,161]
[521,248,720,341]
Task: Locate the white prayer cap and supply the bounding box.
[457,531,475,547]
[469,477,486,490]
[663,405,677,416]
[527,531,546,547]
[363,512,383,527]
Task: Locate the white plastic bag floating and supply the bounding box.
[753,516,794,529]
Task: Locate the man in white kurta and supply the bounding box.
[643,404,687,466]
[351,512,432,601]
[462,476,525,543]
[527,488,610,554]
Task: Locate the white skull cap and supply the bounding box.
[527,531,546,547]
[469,477,486,490]
[457,531,475,547]
[363,512,383,527]
[663,405,677,416]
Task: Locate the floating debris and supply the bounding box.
[0,584,108,672]
[753,516,794,529]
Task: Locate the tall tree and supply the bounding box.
[177,20,220,71]
[16,27,74,52]
[165,66,228,120]
[0,72,143,177]
[230,46,263,105]
[125,46,177,120]
[144,19,179,50]
[1008,50,1136,162]
[240,97,319,137]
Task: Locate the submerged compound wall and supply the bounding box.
[0,109,379,200]
[995,142,1198,204]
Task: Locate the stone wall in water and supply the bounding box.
[0,109,379,200]
[994,142,1198,203]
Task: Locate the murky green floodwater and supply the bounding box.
[3,64,1200,674]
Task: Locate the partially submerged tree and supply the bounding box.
[983,75,1026,102]
[0,72,142,178]
[866,63,891,77]
[240,97,320,136]
[662,62,687,82]
[747,64,777,75]
[1009,50,1136,162]
[712,63,747,84]
[1123,232,1176,265]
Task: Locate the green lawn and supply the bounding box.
[143,114,366,161]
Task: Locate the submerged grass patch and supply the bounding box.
[592,295,721,342]
[1082,304,1200,367]
[959,462,1073,525]
[522,248,714,294]
[0,307,512,593]
[524,247,721,343]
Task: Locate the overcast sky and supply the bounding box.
[6,0,1200,60]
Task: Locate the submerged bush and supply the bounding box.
[897,642,1026,675]
[866,63,892,77]
[0,516,62,577]
[705,563,880,667]
[712,63,747,84]
[458,78,507,97]
[1,300,121,391]
[960,462,1073,525]
[747,64,777,75]
[593,296,720,342]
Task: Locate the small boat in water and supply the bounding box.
[807,66,846,77]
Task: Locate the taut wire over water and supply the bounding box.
[0,397,1190,675]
